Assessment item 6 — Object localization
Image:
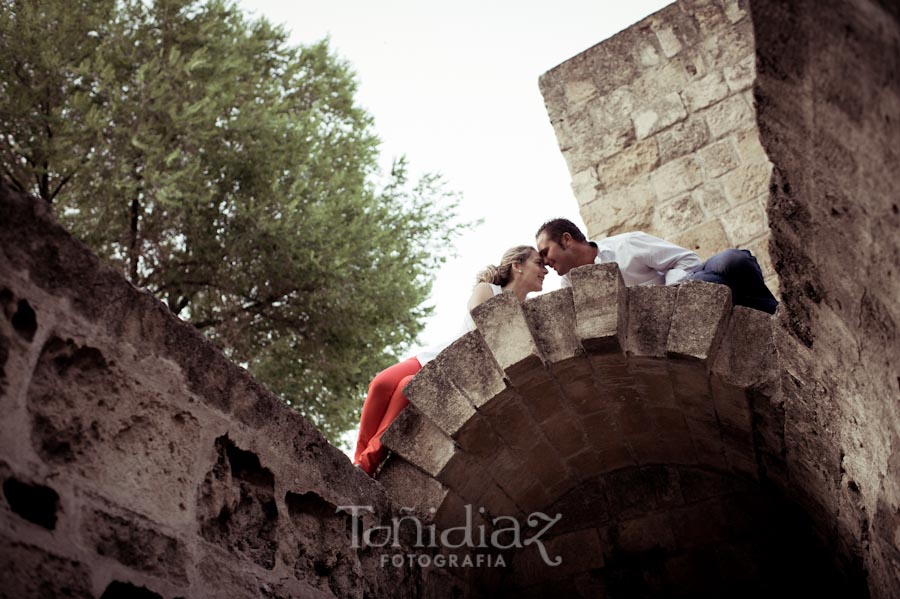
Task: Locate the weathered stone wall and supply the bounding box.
[0,183,466,599]
[539,0,777,294]
[537,0,900,596]
[751,0,900,596]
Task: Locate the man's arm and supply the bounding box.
[627,232,702,285]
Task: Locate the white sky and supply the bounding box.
[239,0,672,356]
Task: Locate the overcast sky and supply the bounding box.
[240,0,672,356]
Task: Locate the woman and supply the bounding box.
[353,245,547,475]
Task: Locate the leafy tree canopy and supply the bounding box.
[0,0,468,441]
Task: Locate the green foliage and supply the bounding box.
[0,0,468,442]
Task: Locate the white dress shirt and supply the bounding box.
[560,231,701,288]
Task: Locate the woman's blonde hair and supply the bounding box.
[475,245,536,286]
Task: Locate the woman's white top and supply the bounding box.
[414,283,502,366]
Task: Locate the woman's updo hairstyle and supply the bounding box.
[475,245,536,286]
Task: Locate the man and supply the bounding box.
[535,218,778,314]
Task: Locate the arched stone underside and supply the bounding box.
[381,268,866,597]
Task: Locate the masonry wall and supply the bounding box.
[0,183,465,599]
[539,0,777,294]
[750,0,900,596]
[539,0,900,596]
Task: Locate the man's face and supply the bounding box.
[536,231,577,275]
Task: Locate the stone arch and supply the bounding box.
[379,264,863,596]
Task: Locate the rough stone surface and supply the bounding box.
[541,0,776,270]
[0,182,459,599]
[752,0,900,596]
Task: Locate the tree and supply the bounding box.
[0,0,467,441]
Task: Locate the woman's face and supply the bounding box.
[516,250,547,293]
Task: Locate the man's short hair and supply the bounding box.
[536,218,587,244]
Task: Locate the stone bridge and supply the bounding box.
[378,271,815,596]
[2,0,899,597]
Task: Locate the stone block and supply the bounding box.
[82,505,189,584]
[628,357,680,411]
[521,437,573,493]
[699,137,740,178]
[632,53,700,100]
[585,175,657,236]
[722,198,769,246]
[655,25,684,58]
[381,405,456,478]
[590,86,637,130]
[680,71,731,112]
[720,424,758,478]
[724,53,756,92]
[478,388,541,453]
[596,138,660,189]
[560,114,636,174]
[452,409,503,459]
[433,490,468,531]
[721,162,772,206]
[667,281,732,363]
[733,128,769,165]
[691,181,731,217]
[624,286,679,357]
[512,480,553,515]
[565,79,598,105]
[521,288,582,365]
[436,450,495,506]
[655,116,711,164]
[403,361,476,437]
[476,481,523,520]
[721,0,748,23]
[470,292,544,386]
[646,3,702,58]
[685,417,729,471]
[539,410,591,459]
[669,361,719,424]
[552,357,604,421]
[516,370,568,425]
[651,155,704,201]
[437,332,508,409]
[673,218,730,259]
[711,306,777,387]
[0,537,94,599]
[487,448,538,509]
[570,167,601,205]
[651,193,705,237]
[701,93,756,139]
[587,34,640,97]
[378,457,447,519]
[568,263,628,354]
[698,18,755,71]
[633,92,688,140]
[563,447,607,480]
[710,378,753,435]
[582,409,635,470]
[690,0,729,36]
